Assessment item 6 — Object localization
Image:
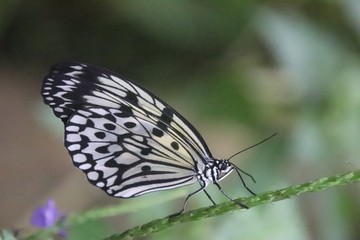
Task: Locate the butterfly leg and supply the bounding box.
[234,167,256,196]
[214,182,249,209]
[169,184,207,218]
[203,189,216,206]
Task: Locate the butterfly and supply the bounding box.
[41,62,262,216]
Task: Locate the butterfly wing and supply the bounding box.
[66,107,199,197]
[41,62,212,197]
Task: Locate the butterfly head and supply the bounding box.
[213,159,234,182]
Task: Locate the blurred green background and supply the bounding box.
[1,1,359,239]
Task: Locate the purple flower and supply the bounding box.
[30,198,67,237]
[31,199,63,228]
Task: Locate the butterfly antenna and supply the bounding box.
[228,133,278,161]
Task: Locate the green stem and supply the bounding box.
[105,169,360,240]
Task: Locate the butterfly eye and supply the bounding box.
[220,163,228,171]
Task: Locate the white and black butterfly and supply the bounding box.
[41,62,260,215]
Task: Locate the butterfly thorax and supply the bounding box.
[197,159,234,185]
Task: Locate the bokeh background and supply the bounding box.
[1,1,360,239]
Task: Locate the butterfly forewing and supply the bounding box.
[42,62,212,198]
[42,63,211,157]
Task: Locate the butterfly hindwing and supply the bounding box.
[65,107,198,197]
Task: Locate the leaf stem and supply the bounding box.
[105,169,360,240]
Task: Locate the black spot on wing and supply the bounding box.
[152,128,164,137]
[114,105,133,118]
[161,107,174,124]
[140,148,152,155]
[157,107,173,131]
[96,145,110,154]
[124,122,136,128]
[141,165,151,172]
[171,141,179,150]
[125,91,139,105]
[104,158,119,168]
[104,123,116,131]
[95,132,106,139]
